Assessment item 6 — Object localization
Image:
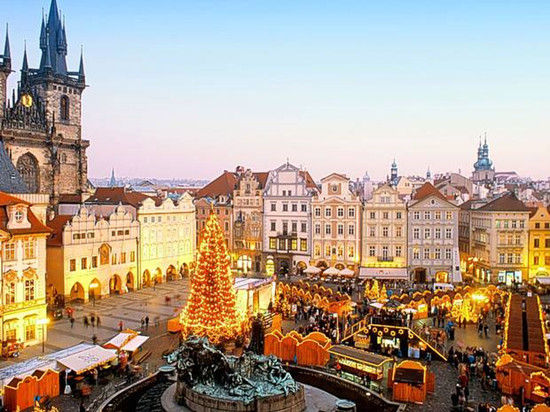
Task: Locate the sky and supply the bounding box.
[3,0,550,182]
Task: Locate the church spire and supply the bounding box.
[78,46,85,84]
[3,24,10,62]
[109,168,117,187]
[39,0,68,75]
[21,43,28,72]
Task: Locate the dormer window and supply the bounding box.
[15,210,24,223]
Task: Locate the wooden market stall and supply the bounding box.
[495,354,550,403]
[329,345,392,382]
[4,375,39,412]
[503,295,549,368]
[388,360,434,404]
[264,330,331,367]
[33,369,60,400]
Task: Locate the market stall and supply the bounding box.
[57,345,117,374]
[389,360,434,404]
[330,345,392,383]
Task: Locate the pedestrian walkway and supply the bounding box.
[0,278,190,368]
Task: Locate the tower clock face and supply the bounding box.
[21,94,33,108]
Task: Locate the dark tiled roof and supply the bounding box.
[478,192,529,212]
[0,141,28,194]
[47,215,74,246]
[86,187,151,208]
[299,170,318,190]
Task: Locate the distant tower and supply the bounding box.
[390,159,398,186]
[472,134,495,184]
[0,25,11,120]
[426,167,432,183]
[362,171,373,201]
[109,168,117,187]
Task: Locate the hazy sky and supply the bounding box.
[4,1,550,181]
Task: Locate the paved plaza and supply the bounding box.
[0,278,191,368]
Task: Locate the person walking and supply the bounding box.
[145,315,149,330]
[90,314,96,328]
[118,320,124,331]
[92,334,98,345]
[70,316,75,329]
[96,315,101,327]
[83,316,89,328]
[140,318,145,330]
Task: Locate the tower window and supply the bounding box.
[17,152,39,192]
[60,95,70,121]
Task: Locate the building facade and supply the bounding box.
[469,193,529,284]
[66,187,196,288]
[360,184,408,280]
[262,163,317,276]
[407,183,460,283]
[47,206,139,303]
[137,194,196,287]
[232,169,268,275]
[528,205,550,280]
[0,0,89,208]
[1,192,50,347]
[311,173,362,272]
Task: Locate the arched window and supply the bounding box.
[60,95,70,121]
[61,153,67,163]
[16,152,39,192]
[5,282,16,304]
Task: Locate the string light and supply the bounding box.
[179,211,246,345]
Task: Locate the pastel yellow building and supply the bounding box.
[528,205,550,280]
[1,192,51,347]
[47,206,139,303]
[311,173,362,271]
[360,184,408,280]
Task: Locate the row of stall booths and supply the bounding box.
[274,281,353,318]
[494,294,550,404]
[0,330,148,412]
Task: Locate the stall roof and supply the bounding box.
[234,277,272,290]
[121,335,149,352]
[104,332,134,349]
[0,343,94,387]
[57,346,117,374]
[329,345,392,367]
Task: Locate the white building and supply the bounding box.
[407,183,460,283]
[262,163,317,276]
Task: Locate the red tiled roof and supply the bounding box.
[0,191,51,235]
[253,172,269,188]
[196,171,238,199]
[47,215,74,246]
[478,192,529,212]
[299,171,318,190]
[412,182,447,202]
[86,187,151,208]
[58,193,84,204]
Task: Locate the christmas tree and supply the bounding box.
[180,211,245,345]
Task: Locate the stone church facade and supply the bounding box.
[0,0,89,209]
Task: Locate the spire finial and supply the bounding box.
[78,45,86,83]
[3,23,10,61]
[21,41,29,72]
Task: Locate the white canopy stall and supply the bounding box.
[57,346,117,374]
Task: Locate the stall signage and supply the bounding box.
[355,333,369,349]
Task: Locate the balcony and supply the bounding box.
[377,256,394,262]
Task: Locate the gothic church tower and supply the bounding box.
[0,0,89,208]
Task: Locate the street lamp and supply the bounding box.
[37,318,50,354]
[90,282,99,307]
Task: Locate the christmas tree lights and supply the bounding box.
[180,211,245,345]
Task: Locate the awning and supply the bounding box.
[121,335,149,352]
[323,267,340,276]
[340,268,355,277]
[304,266,321,274]
[359,267,408,279]
[535,276,550,285]
[57,346,116,374]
